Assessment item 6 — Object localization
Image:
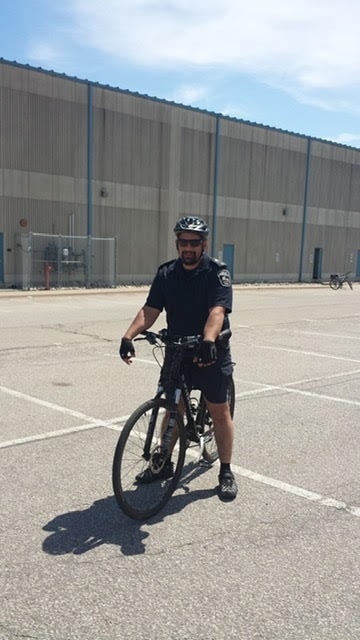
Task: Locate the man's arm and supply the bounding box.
[120,305,161,364]
[195,306,226,367]
[123,305,161,340]
[203,306,226,342]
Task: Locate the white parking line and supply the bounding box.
[284,368,360,387]
[234,369,360,406]
[0,413,131,449]
[231,464,360,518]
[292,330,360,341]
[234,380,360,407]
[0,385,101,422]
[268,385,360,406]
[1,381,359,518]
[251,343,360,364]
[0,422,105,449]
[235,368,360,394]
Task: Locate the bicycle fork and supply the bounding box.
[142,387,181,467]
[162,388,181,454]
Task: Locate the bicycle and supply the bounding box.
[112,329,235,521]
[329,272,353,290]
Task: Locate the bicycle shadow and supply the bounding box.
[42,462,216,557]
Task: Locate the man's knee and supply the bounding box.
[206,400,231,421]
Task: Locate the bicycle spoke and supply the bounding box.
[112,399,186,520]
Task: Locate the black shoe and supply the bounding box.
[218,471,238,500]
[135,460,174,484]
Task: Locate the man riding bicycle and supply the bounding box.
[119,215,237,500]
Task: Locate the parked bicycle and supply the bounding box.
[329,272,353,290]
[112,329,235,521]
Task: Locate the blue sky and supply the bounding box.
[2,0,360,147]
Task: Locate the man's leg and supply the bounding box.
[206,399,237,500]
[205,400,234,463]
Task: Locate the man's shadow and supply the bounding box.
[42,462,216,557]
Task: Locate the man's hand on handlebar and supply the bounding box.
[119,337,135,364]
[194,340,217,367]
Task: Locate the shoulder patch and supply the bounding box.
[217,269,232,287]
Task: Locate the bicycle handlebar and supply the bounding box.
[330,272,351,278]
[135,328,232,348]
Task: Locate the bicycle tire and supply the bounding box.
[329,277,340,290]
[112,398,187,521]
[202,376,235,464]
[348,279,353,290]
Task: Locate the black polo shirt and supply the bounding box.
[145,254,232,336]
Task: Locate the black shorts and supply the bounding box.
[181,348,233,404]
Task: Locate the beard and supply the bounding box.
[180,251,201,266]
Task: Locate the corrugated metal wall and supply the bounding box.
[305,142,360,277]
[0,59,360,286]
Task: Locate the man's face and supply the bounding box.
[176,232,206,269]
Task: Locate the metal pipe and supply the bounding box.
[68,213,75,248]
[299,137,312,282]
[211,115,220,257]
[87,82,93,237]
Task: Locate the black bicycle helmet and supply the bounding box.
[174,216,209,237]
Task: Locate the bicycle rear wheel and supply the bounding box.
[202,376,235,464]
[112,398,187,521]
[329,277,340,290]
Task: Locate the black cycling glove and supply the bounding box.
[119,337,135,360]
[197,340,217,365]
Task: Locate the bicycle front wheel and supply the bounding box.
[112,398,187,521]
[202,376,236,464]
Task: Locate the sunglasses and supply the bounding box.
[177,239,203,247]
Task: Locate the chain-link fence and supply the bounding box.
[16,233,116,290]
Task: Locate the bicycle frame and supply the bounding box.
[136,328,231,465]
[329,272,353,290]
[113,328,234,520]
[142,370,202,462]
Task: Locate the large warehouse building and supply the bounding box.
[1,57,360,289]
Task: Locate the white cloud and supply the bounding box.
[331,133,360,147]
[66,0,360,92]
[215,103,251,121]
[171,84,209,106]
[27,43,61,65]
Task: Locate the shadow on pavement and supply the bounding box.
[42,463,216,557]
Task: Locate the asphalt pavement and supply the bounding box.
[1,283,359,640]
